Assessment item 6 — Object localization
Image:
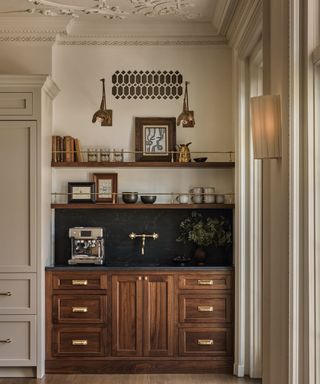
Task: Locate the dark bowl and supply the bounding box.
[193,157,208,163]
[122,192,138,204]
[141,195,157,204]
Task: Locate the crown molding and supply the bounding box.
[211,0,238,36]
[227,0,262,55]
[0,75,48,87]
[43,76,60,100]
[55,33,228,46]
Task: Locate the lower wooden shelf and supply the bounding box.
[51,203,235,210]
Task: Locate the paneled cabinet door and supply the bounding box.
[111,275,143,357]
[143,275,174,357]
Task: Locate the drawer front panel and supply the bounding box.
[0,274,36,314]
[179,294,232,323]
[53,327,106,357]
[179,327,232,356]
[0,93,32,115]
[0,315,36,366]
[53,295,106,324]
[178,274,232,291]
[52,273,107,291]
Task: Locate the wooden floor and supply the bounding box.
[0,374,261,384]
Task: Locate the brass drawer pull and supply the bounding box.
[0,292,12,296]
[198,339,214,346]
[72,280,88,286]
[72,339,88,346]
[72,307,88,313]
[0,338,12,344]
[197,280,213,286]
[198,305,214,312]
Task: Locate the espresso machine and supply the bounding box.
[68,227,104,265]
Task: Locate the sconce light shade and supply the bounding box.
[250,94,282,159]
[177,81,195,127]
[92,78,112,126]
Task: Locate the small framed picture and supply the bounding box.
[135,117,176,162]
[68,182,96,203]
[92,173,118,203]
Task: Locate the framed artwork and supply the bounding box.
[135,117,176,162]
[92,173,118,203]
[68,182,96,203]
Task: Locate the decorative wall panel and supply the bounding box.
[111,70,183,100]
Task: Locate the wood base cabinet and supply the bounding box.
[46,269,233,374]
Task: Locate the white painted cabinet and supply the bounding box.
[0,76,59,378]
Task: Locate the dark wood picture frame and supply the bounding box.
[135,117,176,162]
[92,173,118,203]
[68,182,96,204]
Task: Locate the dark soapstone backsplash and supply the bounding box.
[54,209,233,267]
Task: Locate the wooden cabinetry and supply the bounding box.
[46,268,233,374]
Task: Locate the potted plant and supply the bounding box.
[176,212,232,265]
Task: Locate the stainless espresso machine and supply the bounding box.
[68,227,105,265]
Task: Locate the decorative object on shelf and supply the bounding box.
[68,182,96,204]
[193,157,208,162]
[250,94,282,159]
[177,81,195,127]
[135,117,176,162]
[100,148,111,162]
[215,194,224,204]
[203,187,215,203]
[113,149,124,162]
[224,194,235,204]
[176,212,232,265]
[112,70,183,100]
[122,192,138,204]
[140,195,157,204]
[176,142,192,162]
[176,194,189,204]
[52,135,83,163]
[88,148,98,162]
[92,78,113,126]
[92,173,118,203]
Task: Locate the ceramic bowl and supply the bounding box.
[141,195,157,204]
[122,192,138,204]
[193,157,208,162]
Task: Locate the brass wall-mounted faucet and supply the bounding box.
[129,232,159,255]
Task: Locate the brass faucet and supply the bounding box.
[129,232,159,255]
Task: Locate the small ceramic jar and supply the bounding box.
[224,194,234,204]
[176,194,189,204]
[190,187,203,204]
[203,187,215,203]
[215,194,224,204]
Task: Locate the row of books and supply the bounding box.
[52,136,83,163]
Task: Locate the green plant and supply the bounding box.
[176,212,232,248]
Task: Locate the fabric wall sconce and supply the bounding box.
[250,94,282,159]
[92,78,113,126]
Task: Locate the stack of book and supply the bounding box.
[52,136,83,163]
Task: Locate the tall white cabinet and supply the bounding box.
[0,76,59,378]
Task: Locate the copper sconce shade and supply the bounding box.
[92,78,113,126]
[177,81,195,127]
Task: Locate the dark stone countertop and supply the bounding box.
[45,264,234,271]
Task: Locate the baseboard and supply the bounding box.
[233,363,245,377]
[0,367,36,377]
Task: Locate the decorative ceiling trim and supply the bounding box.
[129,0,199,19]
[0,34,55,43]
[211,0,238,36]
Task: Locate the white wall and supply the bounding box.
[52,44,234,201]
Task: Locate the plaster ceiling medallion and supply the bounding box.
[130,0,199,19]
[27,0,128,19]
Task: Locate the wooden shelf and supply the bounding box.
[51,203,235,210]
[51,161,235,169]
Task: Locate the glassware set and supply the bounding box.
[86,148,124,162]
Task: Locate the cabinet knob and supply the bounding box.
[0,292,12,296]
[138,276,142,281]
[0,338,12,344]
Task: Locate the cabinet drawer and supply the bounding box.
[53,295,106,324]
[52,272,107,291]
[0,315,36,366]
[178,273,232,291]
[179,294,232,323]
[53,327,106,357]
[179,327,232,357]
[0,92,33,115]
[0,273,36,314]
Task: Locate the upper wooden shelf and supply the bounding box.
[51,203,235,210]
[51,161,235,168]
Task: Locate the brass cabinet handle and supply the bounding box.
[0,338,12,343]
[72,339,88,346]
[72,307,88,313]
[0,292,12,296]
[197,280,213,286]
[72,280,88,286]
[198,339,214,346]
[198,305,214,312]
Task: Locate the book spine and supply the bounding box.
[65,136,72,162]
[52,136,57,163]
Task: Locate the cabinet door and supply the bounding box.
[0,121,36,272]
[111,275,143,357]
[143,275,174,357]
